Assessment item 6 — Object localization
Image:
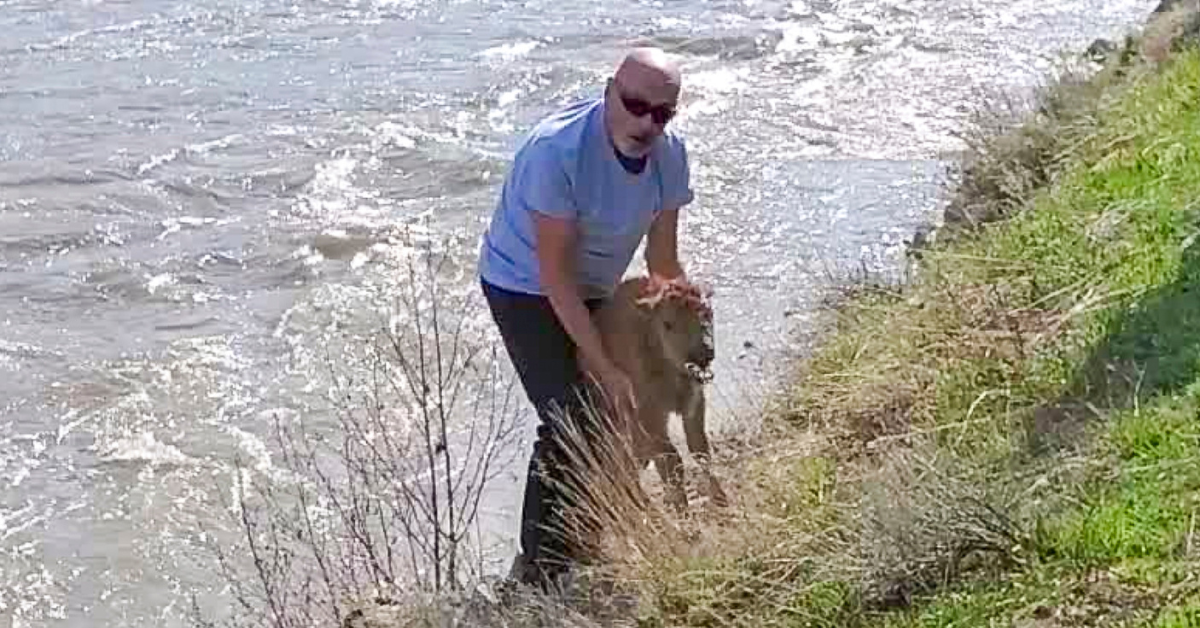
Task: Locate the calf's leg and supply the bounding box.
[682,387,729,507]
[643,411,688,512]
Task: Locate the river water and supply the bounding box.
[0,0,1154,625]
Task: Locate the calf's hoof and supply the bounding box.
[707,477,730,508]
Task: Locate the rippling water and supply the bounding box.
[0,0,1155,625]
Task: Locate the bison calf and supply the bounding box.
[588,274,729,512]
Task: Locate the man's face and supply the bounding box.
[605,76,679,158]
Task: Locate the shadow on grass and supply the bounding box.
[1086,247,1200,403]
[1023,228,1200,456]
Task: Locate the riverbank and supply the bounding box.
[597,5,1200,627]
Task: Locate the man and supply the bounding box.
[476,47,695,590]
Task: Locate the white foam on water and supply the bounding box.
[677,66,750,121]
[0,504,41,543]
[266,124,302,137]
[487,88,523,133]
[185,134,244,156]
[497,88,521,108]
[372,121,418,149]
[689,67,751,94]
[98,431,193,467]
[166,335,252,376]
[156,216,220,241]
[475,40,541,61]
[0,339,54,358]
[136,149,180,176]
[370,0,433,7]
[56,408,95,446]
[787,0,814,17]
[145,273,175,295]
[33,18,156,52]
[652,16,692,29]
[224,425,276,475]
[10,466,30,489]
[771,20,822,53]
[294,156,365,218]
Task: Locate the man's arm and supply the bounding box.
[645,207,685,281]
[647,136,693,281]
[534,211,619,378]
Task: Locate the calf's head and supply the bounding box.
[635,276,716,382]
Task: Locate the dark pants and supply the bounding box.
[480,278,609,588]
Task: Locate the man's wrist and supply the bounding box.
[582,353,615,378]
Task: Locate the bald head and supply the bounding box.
[604,47,683,158]
[613,47,682,92]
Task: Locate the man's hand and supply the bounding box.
[594,363,638,427]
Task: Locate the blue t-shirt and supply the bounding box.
[477,97,694,299]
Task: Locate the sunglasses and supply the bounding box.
[611,82,676,125]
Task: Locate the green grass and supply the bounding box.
[1048,394,1200,565]
[618,29,1200,628]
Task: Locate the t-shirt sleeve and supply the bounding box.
[513,141,577,220]
[662,136,695,210]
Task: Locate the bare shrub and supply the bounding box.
[856,442,1032,608]
[327,396,678,628]
[190,243,525,628]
